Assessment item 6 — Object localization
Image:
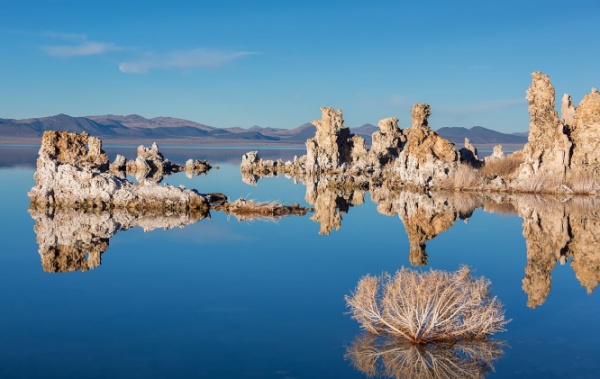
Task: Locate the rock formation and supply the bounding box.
[368,117,406,166]
[568,88,600,180]
[305,107,368,171]
[393,103,458,187]
[28,131,213,211]
[242,72,599,194]
[517,72,572,183]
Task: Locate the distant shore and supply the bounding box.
[0,136,525,153]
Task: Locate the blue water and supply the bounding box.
[0,146,598,378]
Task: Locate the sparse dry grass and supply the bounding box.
[346,333,505,379]
[345,266,509,344]
[439,164,486,190]
[567,171,597,195]
[515,173,560,193]
[481,154,524,178]
[212,198,312,221]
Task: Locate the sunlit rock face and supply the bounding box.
[29,207,209,273]
[393,103,458,187]
[516,74,600,190]
[28,131,211,211]
[305,107,368,171]
[518,72,572,182]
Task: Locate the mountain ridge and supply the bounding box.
[0,113,527,146]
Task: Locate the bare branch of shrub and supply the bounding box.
[345,266,509,344]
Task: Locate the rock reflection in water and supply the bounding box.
[518,196,600,308]
[346,333,504,379]
[29,207,209,273]
[243,167,600,306]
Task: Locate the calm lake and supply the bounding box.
[0,144,599,379]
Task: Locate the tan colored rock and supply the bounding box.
[518,72,572,182]
[561,94,577,131]
[569,88,600,180]
[393,103,458,187]
[305,107,367,171]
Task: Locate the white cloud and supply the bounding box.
[42,41,121,57]
[41,31,121,57]
[119,48,254,74]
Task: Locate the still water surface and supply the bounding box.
[0,145,598,378]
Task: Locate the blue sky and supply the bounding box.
[1,0,598,133]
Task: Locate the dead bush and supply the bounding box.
[212,198,312,221]
[438,164,486,190]
[345,266,509,344]
[481,154,524,178]
[515,173,560,193]
[567,171,597,195]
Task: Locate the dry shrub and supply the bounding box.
[515,173,560,193]
[345,266,508,344]
[568,171,597,194]
[346,333,504,379]
[439,164,485,190]
[213,198,312,221]
[481,154,524,178]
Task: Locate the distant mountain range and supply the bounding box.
[436,126,528,145]
[0,114,527,146]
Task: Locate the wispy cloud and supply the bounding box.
[42,41,121,57]
[119,48,255,74]
[41,31,121,57]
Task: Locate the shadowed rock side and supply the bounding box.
[243,72,600,194]
[30,207,210,273]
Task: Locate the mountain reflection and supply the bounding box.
[29,207,210,273]
[346,333,504,379]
